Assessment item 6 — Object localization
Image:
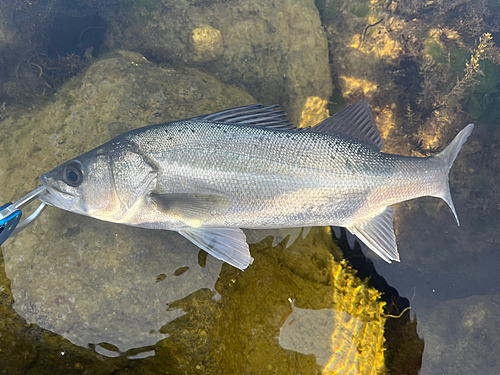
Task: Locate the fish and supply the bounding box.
[39,101,473,270]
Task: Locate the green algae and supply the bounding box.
[425,41,447,65]
[350,3,370,18]
[314,0,339,23]
[464,61,500,124]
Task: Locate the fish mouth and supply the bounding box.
[39,175,76,211]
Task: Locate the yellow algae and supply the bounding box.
[191,25,224,62]
[299,96,330,128]
[427,27,464,46]
[323,260,386,375]
[372,35,400,59]
[351,17,404,60]
[441,28,462,44]
[374,104,396,141]
[340,76,378,97]
[74,362,84,370]
[427,28,440,39]
[418,132,441,150]
[415,115,448,152]
[465,33,493,76]
[349,34,362,49]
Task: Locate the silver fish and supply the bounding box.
[39,101,473,270]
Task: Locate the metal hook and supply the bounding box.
[0,185,47,245]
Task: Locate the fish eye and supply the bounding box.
[63,161,84,187]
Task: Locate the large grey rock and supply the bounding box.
[102,0,333,125]
[0,50,255,353]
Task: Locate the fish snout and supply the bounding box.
[40,174,77,211]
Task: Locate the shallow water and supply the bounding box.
[1,0,499,374]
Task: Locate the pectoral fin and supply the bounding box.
[179,227,252,270]
[346,206,399,263]
[150,193,232,225]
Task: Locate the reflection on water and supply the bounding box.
[280,307,364,371]
[0,0,499,373]
[278,258,387,375]
[3,211,223,355]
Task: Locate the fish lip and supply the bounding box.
[40,174,76,211]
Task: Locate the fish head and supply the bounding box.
[40,145,123,219]
[40,143,158,222]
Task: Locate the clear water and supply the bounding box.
[1,0,499,374]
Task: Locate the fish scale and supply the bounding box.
[39,101,474,270]
[127,120,438,228]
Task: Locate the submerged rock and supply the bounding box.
[191,25,224,63]
[419,294,500,375]
[101,0,333,126]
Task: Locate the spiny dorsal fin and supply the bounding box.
[347,206,399,263]
[192,104,295,130]
[307,100,384,150]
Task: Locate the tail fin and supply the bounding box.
[433,124,474,226]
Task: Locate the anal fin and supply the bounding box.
[179,227,252,270]
[346,206,400,263]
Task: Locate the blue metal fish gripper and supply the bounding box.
[0,185,47,245]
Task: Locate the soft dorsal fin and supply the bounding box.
[307,100,384,150]
[346,206,399,263]
[192,104,295,130]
